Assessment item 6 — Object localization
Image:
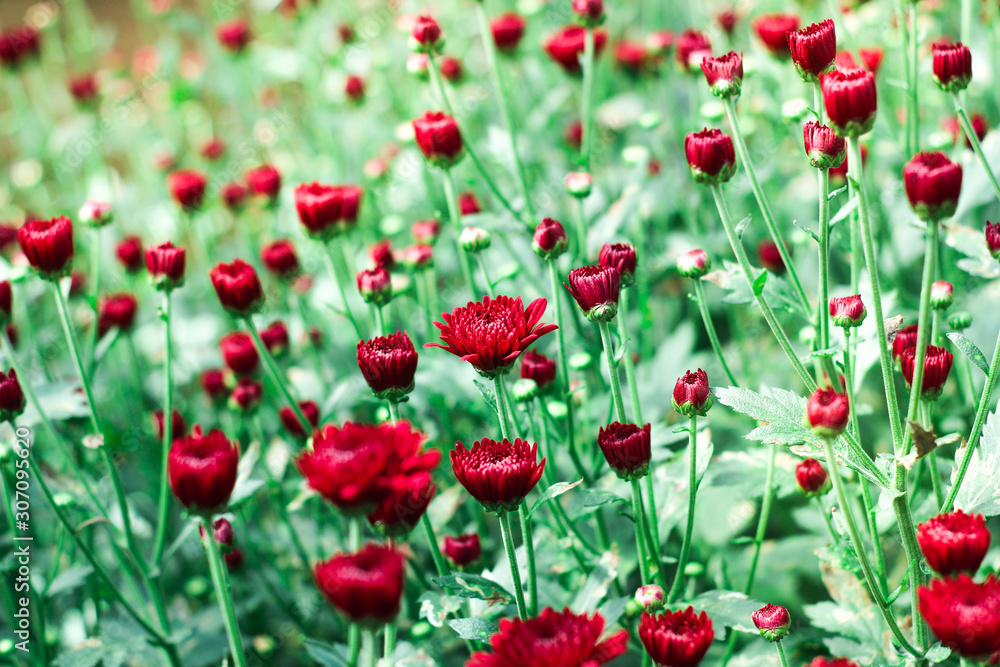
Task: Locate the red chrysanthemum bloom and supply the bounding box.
[168,426,240,513]
[0,26,41,69]
[700,51,743,98]
[458,191,482,216]
[314,544,405,626]
[900,344,953,401]
[803,121,846,170]
[210,259,264,316]
[822,68,877,138]
[153,409,188,442]
[0,368,26,423]
[615,41,657,77]
[918,575,1000,659]
[933,41,972,93]
[685,128,737,185]
[245,164,282,203]
[806,659,859,667]
[753,14,799,58]
[293,182,361,240]
[598,421,652,480]
[145,241,186,291]
[859,47,883,75]
[599,243,637,285]
[639,607,714,667]
[787,19,836,81]
[795,458,831,497]
[903,151,963,222]
[520,350,557,390]
[426,295,557,378]
[279,400,320,439]
[221,181,249,210]
[216,19,252,53]
[440,56,463,83]
[366,472,436,536]
[892,323,919,360]
[260,320,289,357]
[68,73,99,105]
[673,369,712,417]
[917,510,990,576]
[676,29,711,73]
[357,331,418,402]
[18,216,74,280]
[409,15,443,54]
[260,239,300,279]
[829,294,866,328]
[167,169,208,212]
[565,265,620,322]
[491,13,527,53]
[115,235,143,274]
[451,437,545,514]
[412,111,465,169]
[97,293,138,338]
[468,607,628,667]
[806,387,850,438]
[544,25,608,75]
[443,533,482,568]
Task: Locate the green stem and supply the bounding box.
[814,496,840,543]
[574,198,588,264]
[493,376,513,440]
[815,97,832,357]
[775,641,790,667]
[518,504,537,616]
[152,292,173,567]
[369,629,381,667]
[909,3,919,154]
[89,226,102,373]
[667,415,699,603]
[441,168,478,297]
[322,241,365,341]
[348,516,362,666]
[598,320,627,422]
[421,513,450,577]
[251,418,312,569]
[477,254,496,298]
[581,28,596,171]
[618,287,642,424]
[202,516,249,667]
[901,221,938,459]
[499,511,528,619]
[374,305,386,337]
[744,444,776,596]
[692,280,738,386]
[547,260,587,482]
[952,92,1000,202]
[629,478,651,586]
[722,97,810,314]
[244,318,311,433]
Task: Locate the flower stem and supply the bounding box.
[814,89,832,358]
[629,478,651,586]
[951,92,1000,202]
[493,376,513,440]
[908,3,919,154]
[744,444,776,597]
[518,504,537,616]
[722,97,810,314]
[88,226,102,373]
[441,168,479,297]
[574,198,588,264]
[581,27,596,172]
[499,511,528,619]
[668,415,699,603]
[598,320,627,423]
[901,221,939,459]
[348,516,362,666]
[477,254,496,298]
[202,516,248,667]
[244,318,311,433]
[322,241,366,341]
[151,292,174,569]
[421,513,450,577]
[692,280,738,386]
[547,260,587,481]
[374,305,386,337]
[775,641,790,667]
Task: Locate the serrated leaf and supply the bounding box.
[529,479,583,516]
[46,565,93,598]
[431,573,511,604]
[448,617,499,644]
[751,270,767,297]
[946,332,990,374]
[953,409,1000,516]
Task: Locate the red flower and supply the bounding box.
[357,331,418,402]
[571,0,604,26]
[821,68,877,138]
[68,73,99,105]
[829,142,866,182]
[440,56,463,83]
[314,544,405,626]
[345,74,365,101]
[145,241,186,291]
[410,15,443,54]
[0,26,41,69]
[859,47,883,75]
[412,219,442,244]
[18,216,74,279]
[806,387,849,438]
[357,266,392,306]
[753,14,799,58]
[216,19,252,53]
[598,422,652,480]
[426,295,557,377]
[370,239,395,268]
[491,13,526,53]
[0,369,25,422]
[221,182,249,210]
[757,240,787,274]
[0,281,11,325]
[404,244,434,270]
[520,350,556,390]
[279,400,320,439]
[787,19,836,81]
[115,235,144,274]
[366,472,436,536]
[700,51,743,98]
[803,121,846,170]
[200,369,228,403]
[639,607,714,667]
[544,26,608,75]
[260,239,300,279]
[752,604,791,642]
[807,659,859,667]
[167,169,208,211]
[900,344,953,401]
[829,294,866,328]
[297,421,440,515]
[443,533,482,567]
[903,151,962,222]
[260,320,289,357]
[564,120,583,150]
[468,607,627,667]
[933,41,972,92]
[565,265,620,322]
[677,249,711,279]
[673,369,712,417]
[685,128,737,185]
[451,437,545,514]
[294,183,347,240]
[917,510,990,576]
[228,378,262,414]
[168,426,240,513]
[458,191,482,215]
[931,280,954,310]
[153,409,187,442]
[892,323,919,360]
[599,243,637,284]
[199,138,226,161]
[987,221,1000,261]
[412,111,465,169]
[210,259,264,316]
[97,293,138,338]
[676,29,711,73]
[615,41,656,77]
[918,575,1000,659]
[533,217,569,259]
[246,164,282,203]
[220,331,259,376]
[716,12,738,37]
[795,458,831,497]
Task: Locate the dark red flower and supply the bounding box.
[533,217,569,259]
[598,422,651,480]
[544,26,608,75]
[491,13,526,53]
[903,151,962,222]
[803,121,846,170]
[918,510,990,576]
[200,369,228,403]
[829,294,867,328]
[806,659,859,667]
[615,41,657,77]
[0,369,26,422]
[412,219,442,244]
[97,293,138,338]
[673,369,712,417]
[758,240,787,274]
[145,241,186,291]
[752,604,791,642]
[987,221,1000,261]
[440,56,463,83]
[260,320,289,357]
[639,607,714,667]
[200,517,235,552]
[345,74,365,101]
[168,426,240,513]
[357,266,392,306]
[599,243,637,285]
[228,378,263,414]
[676,29,712,72]
[892,323,919,360]
[677,249,711,279]
[225,547,245,570]
[520,350,556,390]
[260,239,300,279]
[404,244,434,270]
[700,51,743,98]
[115,235,144,274]
[246,164,282,203]
[900,344,953,401]
[806,387,849,438]
[0,26,40,69]
[468,607,628,667]
[366,472,436,536]
[216,19,252,53]
[294,183,347,240]
[357,331,418,402]
[754,14,799,58]
[451,437,545,514]
[69,272,86,297]
[18,216,74,279]
[167,170,208,212]
[279,400,320,439]
[153,409,187,442]
[426,295,557,377]
[787,19,836,80]
[918,575,1000,659]
[210,259,264,316]
[685,128,737,185]
[199,138,226,161]
[0,281,11,326]
[221,182,249,210]
[795,458,831,496]
[412,112,465,169]
[220,331,259,376]
[370,239,395,268]
[68,73,99,105]
[314,544,405,626]
[564,120,583,150]
[458,191,482,215]
[5,325,16,349]
[859,47,883,75]
[410,15,443,53]
[572,0,604,26]
[822,68,877,137]
[443,533,482,568]
[565,265,620,322]
[933,42,972,92]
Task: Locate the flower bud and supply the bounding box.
[412,112,464,169]
[221,182,249,211]
[932,42,972,93]
[716,12,737,37]
[685,128,737,185]
[635,585,665,612]
[79,200,113,227]
[216,19,252,53]
[987,222,1000,261]
[795,458,831,497]
[490,13,526,53]
[544,26,608,75]
[931,281,954,310]
[403,244,434,270]
[153,409,187,442]
[564,171,593,199]
[200,138,226,161]
[146,241,186,291]
[344,74,365,102]
[572,0,605,27]
[167,169,208,212]
[511,378,538,403]
[829,294,866,328]
[246,164,282,205]
[700,51,743,99]
[168,426,239,513]
[443,533,481,568]
[758,241,787,274]
[903,152,962,222]
[0,369,26,423]
[0,282,11,327]
[821,68,877,138]
[18,217,75,280]
[260,239,300,280]
[949,311,972,330]
[458,191,482,216]
[440,56,463,83]
[260,321,289,358]
[220,331,259,377]
[410,15,444,54]
[901,345,953,402]
[412,219,442,244]
[533,218,569,260]
[805,387,849,439]
[279,400,320,439]
[803,121,846,170]
[752,604,791,642]
[228,378,263,415]
[116,236,144,274]
[459,226,491,253]
[210,259,264,316]
[565,265,620,322]
[787,19,836,81]
[754,14,799,58]
[97,293,138,338]
[199,517,236,553]
[673,369,712,417]
[520,351,556,391]
[598,422,651,480]
[676,29,712,73]
[599,243,637,285]
[677,249,711,279]
[406,53,429,79]
[357,266,393,306]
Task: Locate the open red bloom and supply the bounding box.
[598,422,651,480]
[97,293,138,338]
[806,387,849,438]
[314,544,405,626]
[700,51,743,98]
[216,19,252,53]
[297,421,440,515]
[787,19,836,81]
[413,112,465,169]
[903,151,962,222]
[260,239,300,279]
[933,41,972,92]
[753,14,799,58]
[822,68,877,138]
[358,331,418,402]
[918,575,1000,659]
[366,472,435,536]
[451,437,545,514]
[900,344,953,400]
[676,29,711,73]
[491,13,526,53]
[639,607,714,667]
[294,183,345,240]
[427,295,557,377]
[168,426,240,513]
[918,510,990,576]
[0,369,26,422]
[210,259,264,316]
[520,350,556,390]
[565,265,620,322]
[167,169,208,211]
[245,164,282,203]
[544,25,608,75]
[443,533,482,567]
[892,323,919,360]
[468,607,628,667]
[685,128,736,185]
[279,400,320,439]
[18,216,74,279]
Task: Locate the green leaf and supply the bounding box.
[582,489,626,507]
[571,552,619,612]
[228,478,265,510]
[946,332,990,374]
[529,479,583,516]
[304,638,349,666]
[924,643,952,663]
[751,271,767,297]
[431,573,512,604]
[46,565,93,598]
[448,617,499,644]
[474,379,498,415]
[827,184,848,200]
[954,409,1000,516]
[418,591,463,628]
[829,196,859,228]
[735,214,752,239]
[690,590,766,634]
[793,220,820,243]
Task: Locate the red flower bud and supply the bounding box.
[829,294,867,328]
[639,607,714,667]
[199,517,235,552]
[918,574,1000,660]
[700,51,743,98]
[412,219,442,244]
[829,143,866,182]
[225,547,245,570]
[903,151,962,222]
[676,29,712,73]
[933,41,972,93]
[294,183,363,240]
[260,320,289,357]
[892,323,919,360]
[412,112,465,169]
[757,240,788,275]
[314,544,405,626]
[228,378,263,414]
[220,331,259,376]
[167,169,208,212]
[717,11,738,36]
[544,26,608,75]
[900,344,953,401]
[806,659,859,667]
[822,68,877,137]
[153,409,187,442]
[403,244,434,270]
[443,533,481,567]
[260,239,300,279]
[859,47,883,75]
[614,41,656,77]
[533,217,569,259]
[410,15,443,54]
[457,191,482,216]
[210,259,264,316]
[344,74,365,102]
[199,138,226,161]
[598,421,651,480]
[97,293,138,338]
[68,73,99,105]
[787,19,836,81]
[564,120,584,150]
[490,13,526,53]
[200,369,228,403]
[987,221,1000,261]
[572,0,604,27]
[18,216,74,280]
[565,265,620,322]
[520,350,556,390]
[440,56,463,83]
[918,510,990,576]
[116,235,144,274]
[754,14,799,58]
[145,241,186,291]
[451,437,545,514]
[0,26,41,69]
[931,280,954,310]
[803,121,846,170]
[795,458,831,497]
[168,426,240,513]
[216,19,252,53]
[752,604,791,642]
[245,164,282,203]
[221,182,249,211]
[685,128,737,185]
[673,369,712,417]
[279,400,320,439]
[677,249,711,279]
[0,368,26,422]
[805,387,849,438]
[357,266,393,306]
[370,239,395,269]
